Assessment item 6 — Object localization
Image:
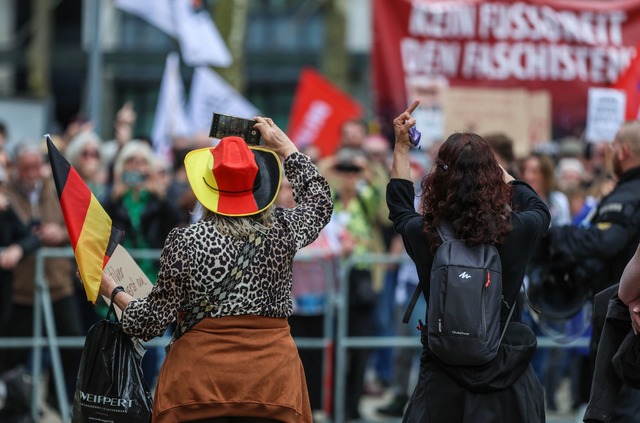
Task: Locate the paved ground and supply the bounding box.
[38,375,583,423]
[306,387,583,422]
[356,392,583,423]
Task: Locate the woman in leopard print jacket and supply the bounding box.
[99,116,333,423]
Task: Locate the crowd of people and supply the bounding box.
[0,98,640,423]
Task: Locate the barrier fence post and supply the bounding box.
[30,249,44,421]
[321,257,337,419]
[31,248,70,422]
[333,256,352,423]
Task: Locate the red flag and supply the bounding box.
[46,135,123,303]
[287,68,362,158]
[612,45,640,120]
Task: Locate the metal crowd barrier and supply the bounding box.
[0,247,338,422]
[0,248,591,423]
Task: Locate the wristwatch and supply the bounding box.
[111,286,125,303]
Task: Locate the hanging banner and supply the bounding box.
[287,68,363,158]
[372,0,640,142]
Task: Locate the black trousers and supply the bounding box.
[289,314,325,411]
[344,268,375,420]
[585,284,640,423]
[0,295,83,410]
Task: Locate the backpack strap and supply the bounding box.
[403,280,519,340]
[436,220,455,242]
[499,296,517,343]
[402,281,424,324]
[403,221,451,324]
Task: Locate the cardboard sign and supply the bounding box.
[102,244,154,319]
[442,87,551,158]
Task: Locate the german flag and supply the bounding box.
[46,135,123,303]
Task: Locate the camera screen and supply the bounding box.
[210,113,261,145]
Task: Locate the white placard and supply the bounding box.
[102,244,154,319]
[585,88,626,143]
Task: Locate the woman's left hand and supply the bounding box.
[393,100,420,149]
[77,268,117,299]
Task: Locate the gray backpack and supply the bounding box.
[403,221,515,366]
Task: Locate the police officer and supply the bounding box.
[547,120,640,423]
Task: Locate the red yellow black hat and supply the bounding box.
[185,136,282,216]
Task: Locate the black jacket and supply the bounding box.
[0,205,40,324]
[0,206,40,253]
[548,166,640,294]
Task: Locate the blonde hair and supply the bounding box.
[113,140,155,178]
[65,131,102,167]
[196,203,275,238]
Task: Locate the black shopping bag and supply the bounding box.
[72,301,153,423]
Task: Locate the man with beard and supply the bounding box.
[546,120,640,423]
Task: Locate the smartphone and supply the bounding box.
[122,170,147,186]
[209,113,261,145]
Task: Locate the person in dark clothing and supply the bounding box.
[0,166,40,327]
[546,120,640,423]
[386,100,551,423]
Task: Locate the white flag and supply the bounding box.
[151,52,191,160]
[173,0,232,67]
[116,0,232,68]
[187,67,260,136]
[115,0,176,36]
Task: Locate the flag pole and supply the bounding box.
[86,0,103,133]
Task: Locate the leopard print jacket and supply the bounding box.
[121,152,333,341]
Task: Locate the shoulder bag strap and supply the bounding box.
[167,233,263,350]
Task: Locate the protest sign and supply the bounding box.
[102,244,154,319]
[373,0,640,139]
[585,88,626,143]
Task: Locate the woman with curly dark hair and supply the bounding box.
[386,100,551,423]
[420,132,514,253]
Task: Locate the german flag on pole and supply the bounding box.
[46,135,123,303]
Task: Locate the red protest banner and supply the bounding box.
[614,42,640,119]
[287,68,362,158]
[372,0,640,140]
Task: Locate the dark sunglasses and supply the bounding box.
[81,149,100,159]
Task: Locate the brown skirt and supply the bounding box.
[153,315,312,423]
